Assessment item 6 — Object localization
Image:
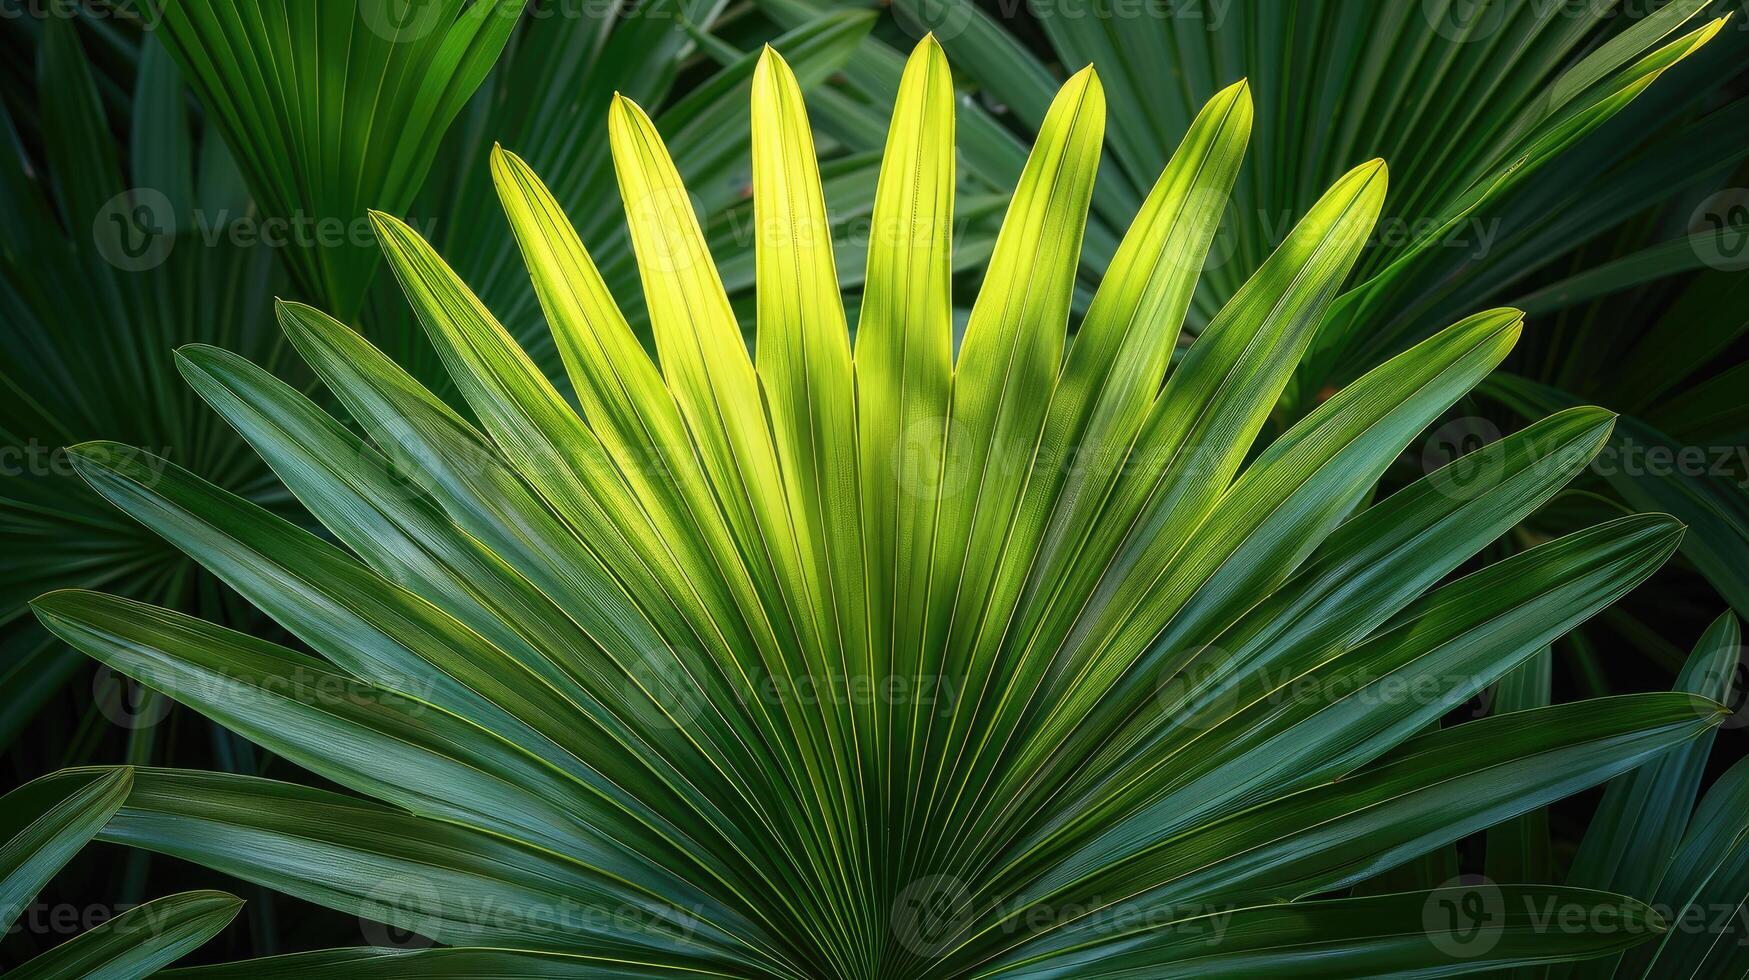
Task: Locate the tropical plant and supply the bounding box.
[0,0,870,770]
[1555,611,1749,979]
[1362,610,1749,978]
[772,0,1747,390]
[756,0,1749,683]
[15,36,1746,976]
[0,17,292,758]
[0,768,242,977]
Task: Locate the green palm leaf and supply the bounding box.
[0,0,872,770]
[793,0,1737,373]
[0,18,288,751]
[0,769,240,977]
[148,0,523,320]
[6,891,243,980]
[749,0,1749,701]
[28,38,1726,978]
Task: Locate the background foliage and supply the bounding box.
[1,0,1747,972]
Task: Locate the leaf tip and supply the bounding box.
[608,91,651,144]
[28,587,82,620]
[366,208,404,242]
[1068,61,1101,91]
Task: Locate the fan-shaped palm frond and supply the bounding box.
[149,0,877,381]
[146,0,525,322]
[28,38,1734,978]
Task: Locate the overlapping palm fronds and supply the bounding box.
[18,38,1746,977]
[0,768,241,977]
[761,0,1749,685]
[0,0,868,765]
[0,19,289,753]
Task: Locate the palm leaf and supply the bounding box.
[1557,610,1741,980]
[746,0,1749,703]
[0,0,870,770]
[148,0,523,320]
[0,18,287,751]
[0,768,239,977]
[6,891,242,980]
[28,38,1724,978]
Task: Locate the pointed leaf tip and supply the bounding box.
[28,588,83,618]
[1215,77,1253,115]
